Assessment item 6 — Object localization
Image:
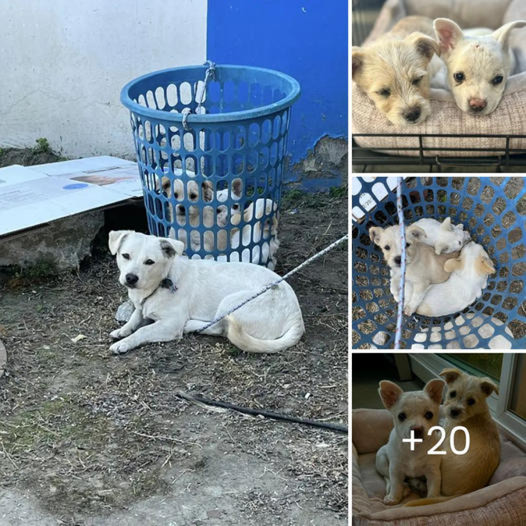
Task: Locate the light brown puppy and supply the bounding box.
[352,16,441,126]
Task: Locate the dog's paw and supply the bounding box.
[383,494,401,505]
[110,339,133,355]
[404,305,415,316]
[110,328,124,340]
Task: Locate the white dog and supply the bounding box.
[376,379,445,505]
[434,18,526,115]
[416,242,495,317]
[412,217,470,255]
[108,230,304,354]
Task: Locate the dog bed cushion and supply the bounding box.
[352,408,526,525]
[352,0,526,156]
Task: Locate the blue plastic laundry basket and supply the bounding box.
[352,177,526,350]
[120,63,300,266]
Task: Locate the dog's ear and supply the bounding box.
[231,178,243,197]
[369,226,383,245]
[159,238,185,258]
[108,230,133,255]
[424,379,445,405]
[352,46,366,80]
[492,20,526,48]
[480,378,499,397]
[441,217,453,231]
[406,32,440,61]
[434,18,464,56]
[478,255,496,275]
[378,380,403,410]
[444,255,463,272]
[201,180,214,202]
[407,225,426,242]
[439,368,463,384]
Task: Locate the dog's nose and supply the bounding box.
[176,205,185,214]
[450,408,461,418]
[469,98,487,112]
[125,273,138,286]
[394,256,401,266]
[403,107,421,123]
[411,426,424,439]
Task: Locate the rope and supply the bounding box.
[182,60,216,131]
[195,234,348,334]
[394,177,406,349]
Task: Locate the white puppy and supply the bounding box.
[376,379,445,505]
[434,18,526,115]
[412,217,470,255]
[416,241,495,316]
[108,230,304,354]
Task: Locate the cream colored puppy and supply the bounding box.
[434,18,526,115]
[369,224,459,315]
[376,379,445,505]
[108,230,304,354]
[417,242,495,316]
[412,217,470,255]
[352,16,441,126]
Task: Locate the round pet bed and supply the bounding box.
[352,0,526,156]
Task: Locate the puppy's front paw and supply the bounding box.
[383,494,401,505]
[110,339,133,355]
[404,305,415,316]
[110,328,123,340]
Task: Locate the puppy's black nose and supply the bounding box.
[469,98,487,112]
[404,107,421,123]
[125,273,138,286]
[450,408,461,418]
[394,256,401,265]
[411,426,424,439]
[176,205,185,214]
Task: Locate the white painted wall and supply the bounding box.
[0,0,207,158]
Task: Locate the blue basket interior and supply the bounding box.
[352,177,526,349]
[120,65,300,264]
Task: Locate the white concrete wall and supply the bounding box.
[0,0,207,158]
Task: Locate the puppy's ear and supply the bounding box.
[424,379,445,405]
[406,32,440,61]
[378,380,403,410]
[201,180,213,202]
[369,226,383,245]
[434,18,464,56]
[444,255,463,272]
[492,20,526,48]
[478,255,496,275]
[480,378,499,397]
[352,46,366,80]
[407,225,426,242]
[160,238,185,257]
[108,230,133,255]
[439,368,462,384]
[441,217,453,231]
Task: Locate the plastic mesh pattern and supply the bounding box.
[120,65,300,265]
[352,177,526,349]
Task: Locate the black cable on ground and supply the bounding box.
[176,391,348,434]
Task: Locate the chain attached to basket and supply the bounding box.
[182,60,216,131]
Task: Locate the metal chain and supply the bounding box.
[182,60,216,131]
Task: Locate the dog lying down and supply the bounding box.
[108,230,305,354]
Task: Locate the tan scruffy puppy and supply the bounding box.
[407,368,500,506]
[352,16,441,126]
[434,18,526,115]
[369,224,459,315]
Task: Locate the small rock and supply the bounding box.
[0,339,6,377]
[115,301,134,322]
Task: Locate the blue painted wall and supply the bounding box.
[207,0,348,176]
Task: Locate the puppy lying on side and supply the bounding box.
[407,368,500,506]
[434,18,526,115]
[352,16,441,126]
[108,230,304,354]
[412,217,470,255]
[417,242,495,316]
[370,224,459,315]
[376,379,445,504]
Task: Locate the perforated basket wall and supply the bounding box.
[121,64,300,265]
[352,177,526,349]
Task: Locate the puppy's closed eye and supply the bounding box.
[377,88,391,98]
[412,76,423,86]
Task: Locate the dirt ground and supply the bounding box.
[0,154,348,525]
